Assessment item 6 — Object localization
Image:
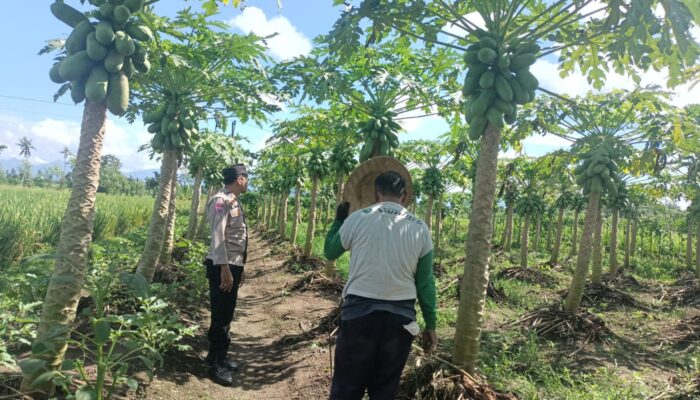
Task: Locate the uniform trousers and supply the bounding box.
[204,258,244,360]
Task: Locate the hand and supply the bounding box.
[421,330,438,356]
[219,266,234,292]
[335,202,350,222]
[239,270,246,287]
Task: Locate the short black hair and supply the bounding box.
[223,164,247,185]
[375,171,406,197]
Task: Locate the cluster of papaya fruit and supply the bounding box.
[359,112,401,162]
[421,167,443,196]
[49,0,152,115]
[515,193,546,216]
[143,100,197,151]
[462,32,540,139]
[574,143,622,197]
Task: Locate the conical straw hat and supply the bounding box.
[342,156,414,212]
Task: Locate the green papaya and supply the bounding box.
[114,31,135,56]
[123,0,145,12]
[171,132,182,148]
[70,76,87,104]
[103,49,124,73]
[167,104,177,117]
[86,32,108,61]
[463,50,479,65]
[132,58,150,73]
[113,5,131,26]
[122,57,134,78]
[50,1,88,28]
[466,62,489,80]
[106,71,129,115]
[95,22,115,45]
[147,122,161,133]
[143,106,165,124]
[515,69,539,91]
[471,88,496,116]
[379,141,388,155]
[494,73,513,102]
[477,47,497,64]
[496,54,510,70]
[125,22,153,42]
[168,120,179,134]
[49,61,66,83]
[479,69,496,89]
[462,75,480,97]
[99,3,114,17]
[89,0,106,5]
[510,78,529,105]
[479,36,498,50]
[515,42,540,55]
[504,113,516,125]
[59,51,94,82]
[151,133,164,152]
[180,115,194,130]
[468,115,487,140]
[575,173,587,186]
[485,107,504,128]
[132,43,147,63]
[65,20,94,55]
[493,99,512,114]
[85,65,109,102]
[590,176,603,193]
[160,116,171,136]
[510,53,537,70]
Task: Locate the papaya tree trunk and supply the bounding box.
[590,204,604,283]
[336,171,345,206]
[452,124,501,374]
[696,223,700,279]
[135,148,179,282]
[534,215,542,252]
[631,219,638,261]
[608,208,619,274]
[686,219,693,270]
[425,195,434,230]
[186,166,203,240]
[564,192,601,311]
[624,218,631,268]
[278,191,289,239]
[503,204,514,251]
[291,183,301,245]
[571,210,580,256]
[435,199,443,256]
[260,194,268,226]
[266,194,275,228]
[520,213,531,269]
[550,207,565,264]
[304,175,319,258]
[546,218,553,251]
[22,101,108,394]
[197,187,214,240]
[160,164,179,264]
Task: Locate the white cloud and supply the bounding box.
[249,132,272,152]
[229,7,312,61]
[31,119,81,147]
[102,120,159,172]
[444,12,484,38]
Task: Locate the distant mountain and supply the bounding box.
[125,169,158,180]
[0,157,67,175]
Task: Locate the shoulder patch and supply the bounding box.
[215,198,226,213]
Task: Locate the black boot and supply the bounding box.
[208,359,234,386]
[221,355,239,372]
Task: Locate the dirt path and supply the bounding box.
[145,229,339,400]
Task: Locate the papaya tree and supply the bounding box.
[608,183,630,273]
[304,149,330,257]
[569,194,587,257]
[514,190,546,269]
[328,0,699,373]
[551,190,574,264]
[23,0,156,392]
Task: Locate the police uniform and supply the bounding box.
[203,189,248,370]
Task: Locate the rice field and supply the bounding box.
[0,185,154,269]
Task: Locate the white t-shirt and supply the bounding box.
[339,201,433,301]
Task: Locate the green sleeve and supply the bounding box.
[415,250,437,330]
[324,220,347,261]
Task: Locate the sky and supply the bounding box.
[0,1,698,173]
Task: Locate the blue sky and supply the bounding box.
[0,1,698,173]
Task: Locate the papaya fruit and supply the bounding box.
[103,48,124,73]
[493,99,512,114]
[466,62,489,80]
[590,176,603,193]
[49,61,66,83]
[122,57,134,78]
[59,51,94,82]
[160,116,171,136]
[515,42,540,55]
[85,65,109,102]
[115,31,136,56]
[65,20,94,55]
[86,32,108,61]
[510,78,529,105]
[510,53,536,70]
[70,76,87,104]
[106,71,129,115]
[168,120,179,134]
[99,3,114,18]
[462,75,480,96]
[479,70,496,89]
[147,122,161,133]
[132,58,150,73]
[479,36,498,50]
[167,104,178,117]
[95,22,115,45]
[504,113,516,125]
[125,22,153,42]
[469,115,487,140]
[496,54,510,70]
[485,107,504,128]
[463,50,479,65]
[124,0,145,12]
[132,43,147,63]
[143,106,165,124]
[477,47,497,64]
[50,1,88,28]
[113,5,131,26]
[151,133,164,152]
[494,73,513,102]
[515,69,539,91]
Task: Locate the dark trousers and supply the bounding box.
[205,259,244,360]
[329,311,414,400]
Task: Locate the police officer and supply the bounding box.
[324,171,437,400]
[203,164,249,386]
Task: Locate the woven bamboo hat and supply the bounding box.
[342,156,414,212]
